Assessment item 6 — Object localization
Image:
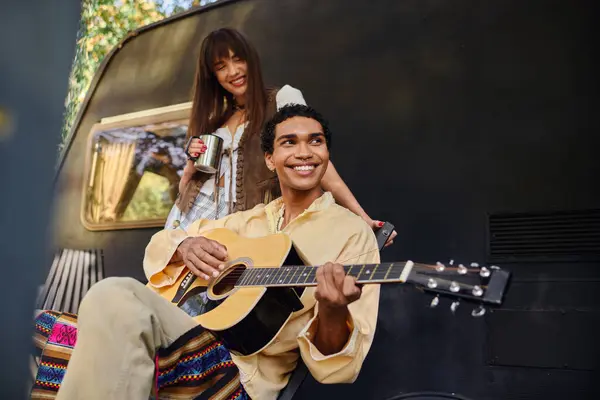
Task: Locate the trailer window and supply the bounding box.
[81,118,188,231]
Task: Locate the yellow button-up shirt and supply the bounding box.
[143,192,381,400]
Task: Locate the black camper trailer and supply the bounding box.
[41,0,598,399]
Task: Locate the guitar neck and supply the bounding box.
[236,261,414,288]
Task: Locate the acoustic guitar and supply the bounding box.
[147,228,510,356]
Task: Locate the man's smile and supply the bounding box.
[286,162,320,176]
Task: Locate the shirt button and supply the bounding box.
[172,220,180,228]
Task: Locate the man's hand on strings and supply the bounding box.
[176,236,228,280]
[313,262,362,355]
[315,262,362,314]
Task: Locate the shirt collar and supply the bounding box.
[264,192,334,232]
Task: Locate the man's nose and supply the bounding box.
[295,142,312,159]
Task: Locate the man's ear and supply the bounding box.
[264,152,275,171]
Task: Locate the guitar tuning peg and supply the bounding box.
[458,264,468,275]
[449,281,461,292]
[471,305,486,318]
[430,295,440,308]
[449,259,455,266]
[435,262,445,272]
[490,265,500,270]
[470,262,479,267]
[450,300,460,314]
[479,266,491,278]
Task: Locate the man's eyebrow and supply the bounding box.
[277,133,297,142]
[276,132,324,141]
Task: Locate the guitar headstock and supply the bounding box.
[406,259,511,317]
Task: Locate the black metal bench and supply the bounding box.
[35,248,105,314]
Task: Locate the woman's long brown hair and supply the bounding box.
[177,28,268,214]
[188,28,267,141]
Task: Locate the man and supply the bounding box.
[55,104,381,400]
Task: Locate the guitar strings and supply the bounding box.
[199,246,488,288]
[216,263,486,285]
[204,247,385,286]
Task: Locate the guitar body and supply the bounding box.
[148,228,306,356]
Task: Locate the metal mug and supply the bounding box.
[193,134,223,174]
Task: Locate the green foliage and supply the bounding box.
[60,0,208,150]
[121,171,173,221]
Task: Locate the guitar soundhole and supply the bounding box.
[178,287,218,317]
[212,263,247,296]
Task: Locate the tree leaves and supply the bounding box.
[60,0,212,149]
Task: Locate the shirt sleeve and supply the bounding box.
[143,212,245,288]
[296,224,381,384]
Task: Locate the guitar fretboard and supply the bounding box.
[236,262,413,288]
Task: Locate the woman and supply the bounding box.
[166,28,396,245]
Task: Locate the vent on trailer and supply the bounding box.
[487,209,600,262]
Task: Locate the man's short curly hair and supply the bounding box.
[261,104,332,154]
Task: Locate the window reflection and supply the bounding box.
[82,121,188,230]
